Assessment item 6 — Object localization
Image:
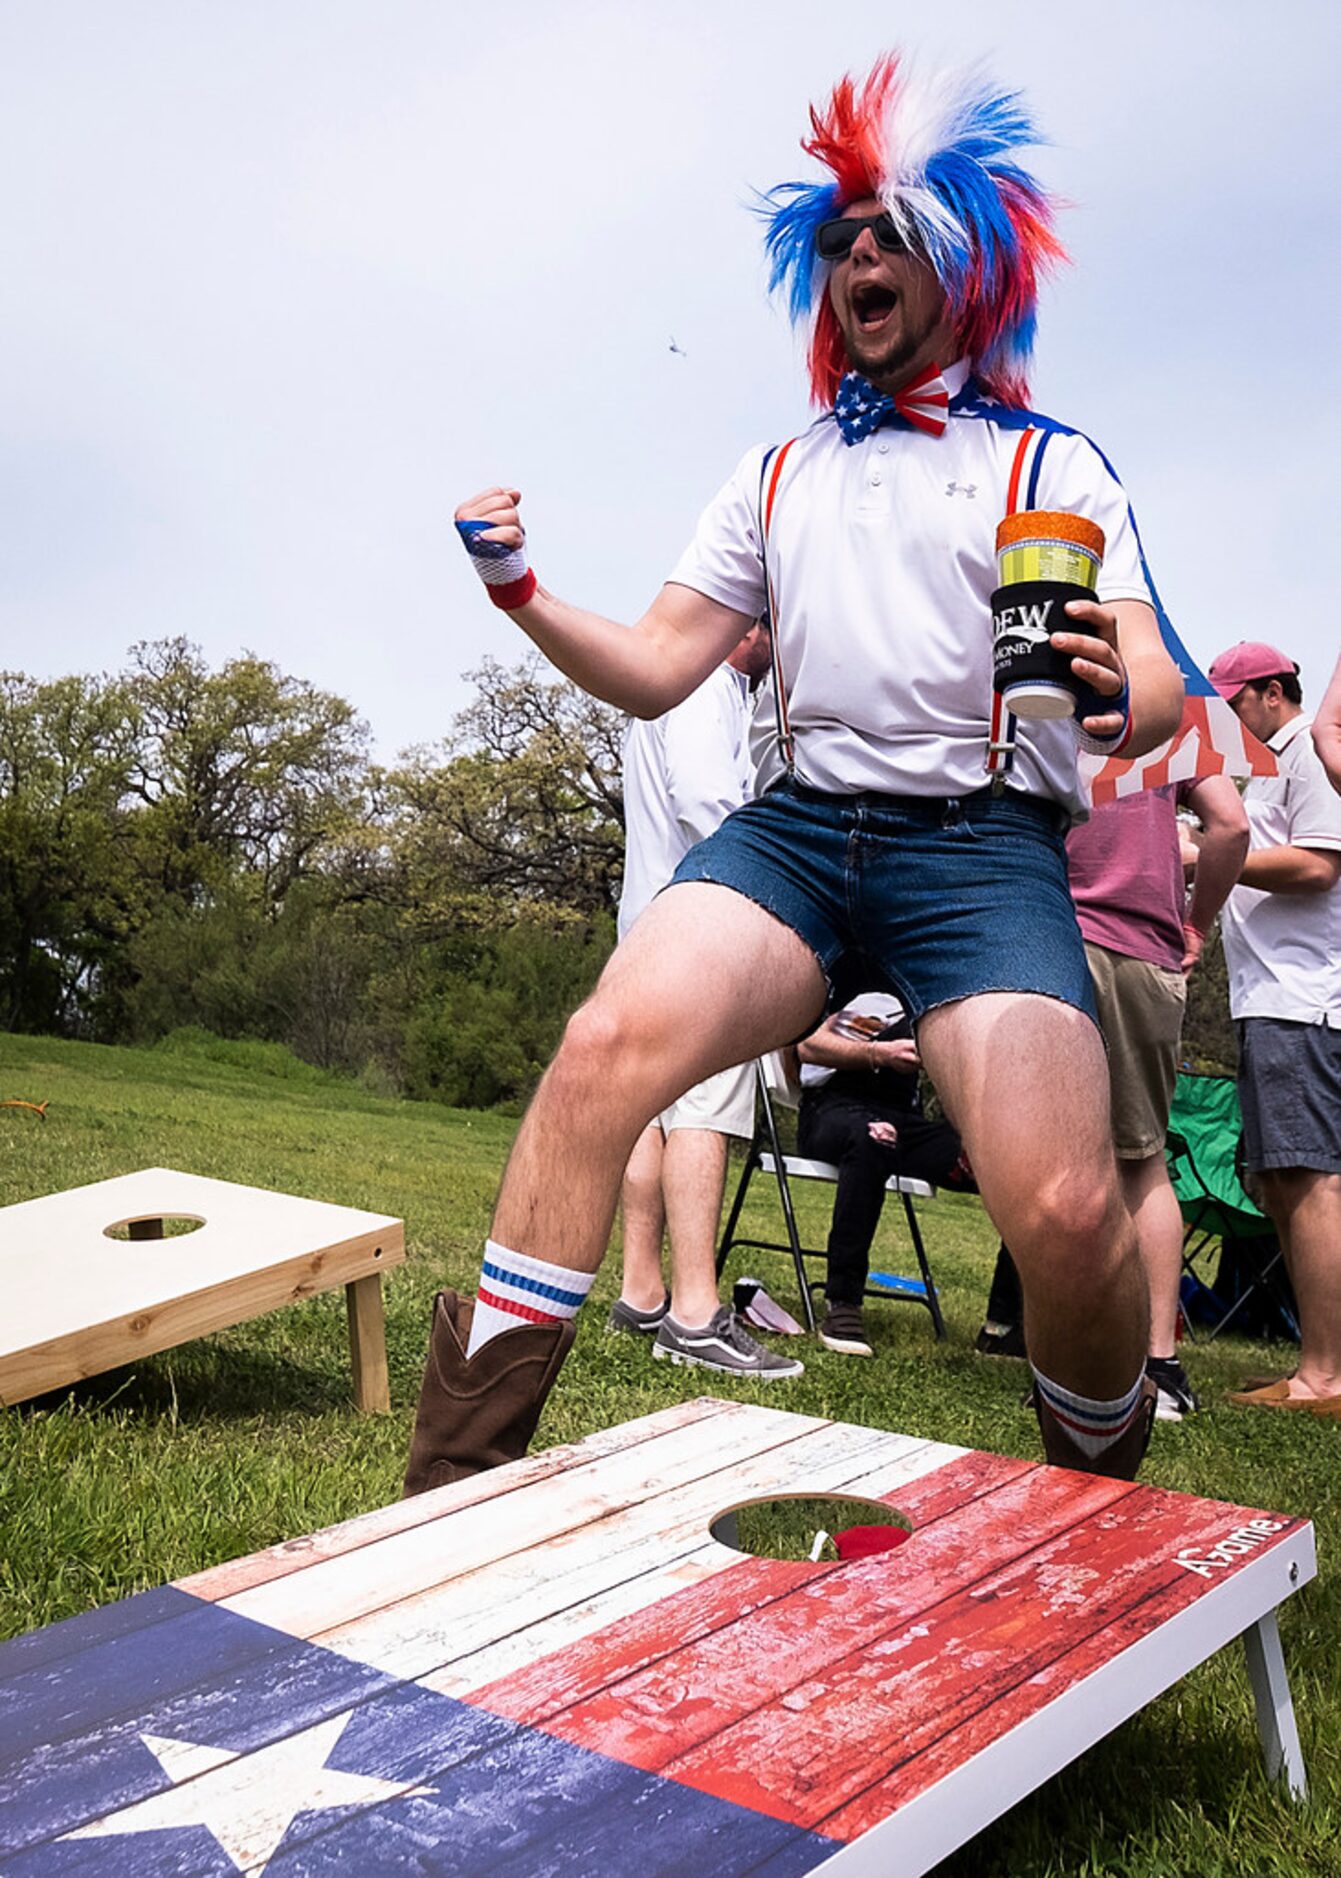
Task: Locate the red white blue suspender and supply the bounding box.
[758,438,799,775]
[985,424,1049,787]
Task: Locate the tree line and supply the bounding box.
[0,639,622,1107]
[0,637,1237,1106]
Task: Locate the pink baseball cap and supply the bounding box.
[1207,641,1299,700]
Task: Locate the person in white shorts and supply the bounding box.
[613,622,803,1379]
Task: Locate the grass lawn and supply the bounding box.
[1,1030,1337,1875]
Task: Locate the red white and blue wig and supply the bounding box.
[760,54,1066,409]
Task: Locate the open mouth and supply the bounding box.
[851,282,898,331]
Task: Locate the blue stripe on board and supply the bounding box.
[0,1597,396,1857]
[0,1584,190,1680]
[4,1637,837,1875]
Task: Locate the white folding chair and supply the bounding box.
[715,1059,946,1338]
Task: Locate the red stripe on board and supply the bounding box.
[812,1499,1310,1840]
[470,1450,1034,1731]
[523,1465,1130,1808]
[657,1490,1306,1837]
[1005,429,1035,517]
[475,1461,1302,1842]
[476,1285,566,1327]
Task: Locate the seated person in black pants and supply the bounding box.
[797,992,972,1356]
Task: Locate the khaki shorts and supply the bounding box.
[659,1060,757,1140]
[1085,941,1186,1159]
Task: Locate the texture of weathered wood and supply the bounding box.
[2,1401,1315,1878]
[319,1424,961,1685]
[178,1395,729,1602]
[220,1403,835,1638]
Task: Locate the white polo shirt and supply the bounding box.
[669,361,1154,819]
[1221,713,1341,1026]
[617,663,752,939]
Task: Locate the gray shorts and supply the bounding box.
[1237,1017,1341,1175]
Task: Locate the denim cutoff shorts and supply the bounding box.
[669,778,1097,1028]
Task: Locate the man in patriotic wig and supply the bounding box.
[407,52,1184,1493]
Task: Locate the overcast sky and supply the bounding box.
[3,1,1338,758]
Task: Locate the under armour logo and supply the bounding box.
[945,481,977,498]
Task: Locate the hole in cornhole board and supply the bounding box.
[103,1214,206,1243]
[710,1493,912,1562]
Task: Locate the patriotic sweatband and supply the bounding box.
[1072,675,1132,755]
[456,518,537,610]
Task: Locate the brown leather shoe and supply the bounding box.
[403,1289,577,1496]
[1228,1377,1341,1417]
[1033,1375,1158,1480]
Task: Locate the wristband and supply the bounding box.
[1072,673,1131,755]
[456,518,538,610]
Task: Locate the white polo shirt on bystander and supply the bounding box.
[1221,714,1341,1027]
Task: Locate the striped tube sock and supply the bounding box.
[466,1240,595,1358]
[1030,1366,1146,1462]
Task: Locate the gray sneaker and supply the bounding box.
[608,1292,670,1335]
[653,1307,805,1379]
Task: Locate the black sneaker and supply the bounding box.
[653,1308,804,1378]
[819,1305,873,1357]
[607,1292,670,1335]
[1147,1356,1200,1422]
[975,1320,1027,1360]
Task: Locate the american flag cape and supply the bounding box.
[1084,612,1278,805]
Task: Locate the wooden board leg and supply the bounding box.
[345,1274,390,1413]
[1242,1609,1307,1799]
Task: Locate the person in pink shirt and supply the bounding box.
[979,776,1248,1421]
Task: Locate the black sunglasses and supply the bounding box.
[815,212,908,261]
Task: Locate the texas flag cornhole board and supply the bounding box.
[0,1168,404,1413]
[1,1397,1313,1874]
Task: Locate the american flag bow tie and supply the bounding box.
[833,365,950,444]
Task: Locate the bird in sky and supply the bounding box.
[669,336,687,357]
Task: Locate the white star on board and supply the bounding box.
[62,1712,434,1874]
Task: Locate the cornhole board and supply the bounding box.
[1,1399,1314,1874]
[0,1168,404,1412]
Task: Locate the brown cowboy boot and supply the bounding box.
[1033,1374,1158,1481]
[402,1289,577,1497]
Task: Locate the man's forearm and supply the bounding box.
[1239,844,1341,894]
[505,587,727,719]
[1122,634,1184,760]
[1184,781,1250,934]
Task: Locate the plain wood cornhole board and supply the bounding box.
[0,1167,404,1412]
[0,1399,1314,1875]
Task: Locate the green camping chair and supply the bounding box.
[1165,1071,1298,1343]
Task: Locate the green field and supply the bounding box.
[1,1031,1337,1874]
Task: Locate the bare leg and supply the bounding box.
[492,883,826,1273]
[1121,1152,1185,1360]
[1256,1169,1341,1399]
[920,992,1148,1399]
[662,1127,731,1326]
[618,1124,668,1311]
